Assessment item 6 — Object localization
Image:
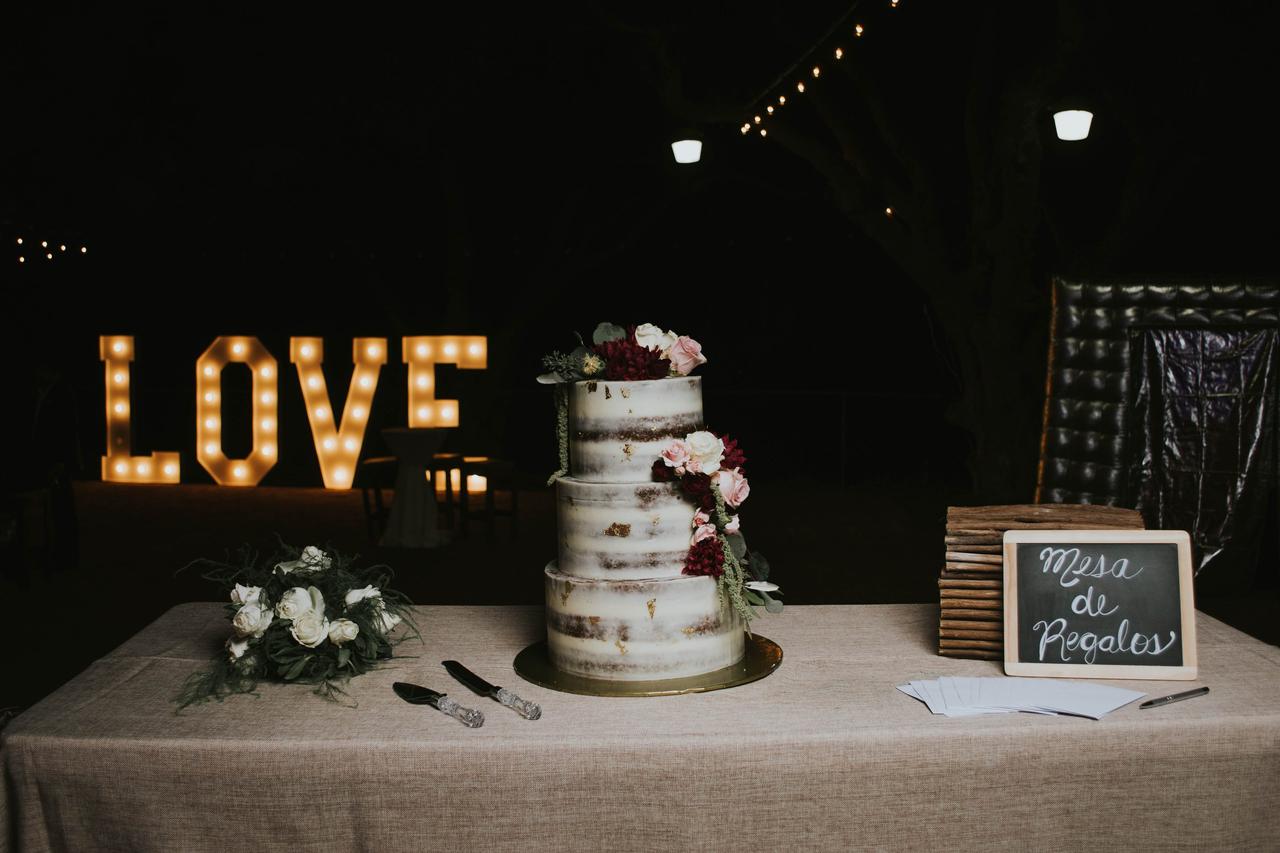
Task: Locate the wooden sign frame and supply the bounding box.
[1004,529,1197,680]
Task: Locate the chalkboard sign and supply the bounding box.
[1003,530,1197,679]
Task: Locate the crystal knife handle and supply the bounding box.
[496,687,542,720]
[436,696,485,728]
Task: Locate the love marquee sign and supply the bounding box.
[100,334,486,489]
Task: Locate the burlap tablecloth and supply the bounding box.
[3,604,1278,852]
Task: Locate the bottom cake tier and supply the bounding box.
[544,562,744,681]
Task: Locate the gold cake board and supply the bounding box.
[513,634,782,697]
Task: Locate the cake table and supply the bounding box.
[3,603,1278,852]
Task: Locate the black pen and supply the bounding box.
[1140,686,1209,710]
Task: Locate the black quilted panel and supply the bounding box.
[1035,277,1280,506]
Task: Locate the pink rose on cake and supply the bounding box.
[661,438,691,471]
[691,523,718,546]
[717,468,750,508]
[667,336,707,375]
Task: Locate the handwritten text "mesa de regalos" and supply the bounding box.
[1031,546,1177,665]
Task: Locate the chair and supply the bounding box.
[456,457,519,539]
[1036,276,1280,506]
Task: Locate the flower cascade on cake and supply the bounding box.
[540,322,709,483]
[652,430,782,624]
[176,543,416,708]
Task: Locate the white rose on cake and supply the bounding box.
[685,431,725,474]
[231,603,273,638]
[635,323,678,354]
[328,619,360,646]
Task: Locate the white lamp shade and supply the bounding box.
[1053,110,1093,141]
[671,139,702,164]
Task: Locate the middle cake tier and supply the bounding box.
[556,477,696,579]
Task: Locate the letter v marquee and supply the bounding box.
[291,337,387,489]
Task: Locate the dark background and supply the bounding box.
[2,2,1279,709]
[6,1,1278,491]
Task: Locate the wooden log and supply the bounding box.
[940,619,1005,630]
[937,578,1002,590]
[938,588,1001,600]
[939,638,1003,650]
[944,535,1003,546]
[945,562,1003,573]
[940,597,1001,609]
[943,551,1003,564]
[938,647,1003,660]
[947,504,1144,525]
[940,629,1004,640]
[936,607,1002,620]
[940,569,1000,580]
[941,543,1003,553]
[945,528,1004,538]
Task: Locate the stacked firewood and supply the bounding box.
[939,504,1146,660]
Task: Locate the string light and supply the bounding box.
[403,335,487,428]
[196,337,279,486]
[760,129,768,137]
[290,337,387,489]
[885,206,894,218]
[15,238,21,245]
[742,3,900,139]
[100,336,181,484]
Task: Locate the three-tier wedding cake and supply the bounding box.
[538,323,777,681]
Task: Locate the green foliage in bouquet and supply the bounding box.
[175,542,417,710]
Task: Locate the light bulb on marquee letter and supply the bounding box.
[403,336,487,427]
[291,337,387,489]
[100,336,181,483]
[196,336,279,486]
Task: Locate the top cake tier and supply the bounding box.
[569,376,703,482]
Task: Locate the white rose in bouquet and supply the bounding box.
[273,545,333,575]
[344,585,381,607]
[230,584,262,606]
[276,587,315,621]
[685,431,725,474]
[328,619,360,646]
[290,610,330,648]
[231,603,273,638]
[226,636,250,661]
[345,585,402,635]
[376,609,403,634]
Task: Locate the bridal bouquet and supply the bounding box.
[176,543,415,709]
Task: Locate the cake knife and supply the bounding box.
[443,660,542,720]
[392,682,485,727]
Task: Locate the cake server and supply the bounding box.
[392,682,485,727]
[443,660,542,720]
